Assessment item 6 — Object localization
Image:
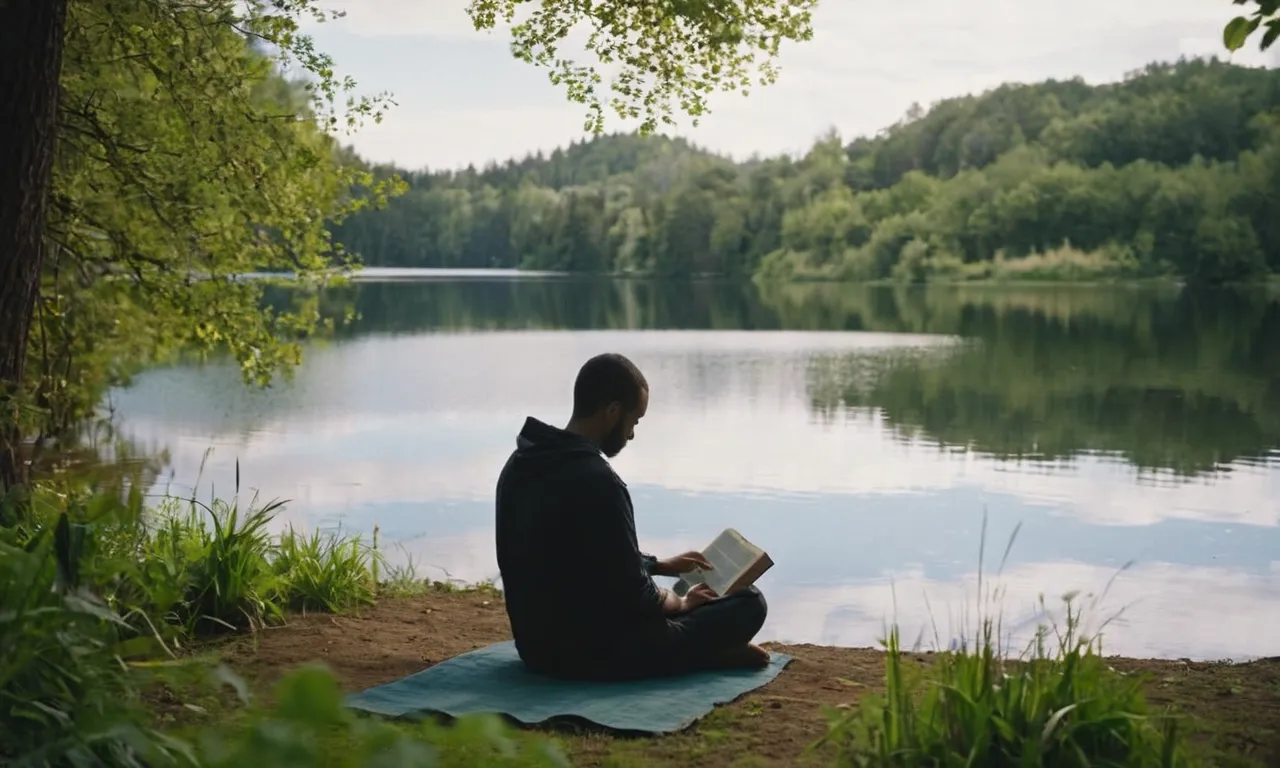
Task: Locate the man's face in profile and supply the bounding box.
[601,387,649,458]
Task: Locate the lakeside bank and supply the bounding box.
[206,589,1280,767]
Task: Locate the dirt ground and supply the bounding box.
[222,590,1280,767]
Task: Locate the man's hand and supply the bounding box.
[654,550,713,577]
[680,583,719,612]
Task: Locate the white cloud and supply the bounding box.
[331,109,596,171]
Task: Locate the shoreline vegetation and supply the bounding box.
[241,263,1193,287]
[248,255,1280,292]
[334,59,1280,291]
[4,486,1277,766]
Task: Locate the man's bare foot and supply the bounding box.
[743,643,771,667]
[715,643,771,669]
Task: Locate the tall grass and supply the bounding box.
[1,469,381,659]
[819,513,1188,767]
[274,526,376,612]
[113,488,373,640]
[1,486,562,767]
[155,497,284,635]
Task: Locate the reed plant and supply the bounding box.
[275,526,377,613]
[819,514,1189,767]
[2,466,380,654]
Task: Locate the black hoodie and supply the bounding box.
[494,416,666,672]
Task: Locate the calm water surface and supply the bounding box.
[107,277,1280,661]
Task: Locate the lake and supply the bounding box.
[106,275,1280,661]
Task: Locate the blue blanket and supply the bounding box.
[345,641,793,734]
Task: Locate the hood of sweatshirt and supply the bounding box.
[513,416,602,459]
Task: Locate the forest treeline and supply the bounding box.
[334,58,1280,285]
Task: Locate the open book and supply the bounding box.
[669,528,774,597]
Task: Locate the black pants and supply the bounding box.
[544,587,769,681]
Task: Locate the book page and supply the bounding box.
[674,529,762,596]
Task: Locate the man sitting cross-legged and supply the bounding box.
[494,352,770,681]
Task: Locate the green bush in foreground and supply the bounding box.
[1,498,563,767]
[193,665,569,768]
[0,515,192,766]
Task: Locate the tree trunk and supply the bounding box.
[0,0,69,498]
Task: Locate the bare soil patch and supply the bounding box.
[221,591,1280,767]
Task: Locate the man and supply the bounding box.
[494,352,770,681]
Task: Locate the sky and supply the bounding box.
[299,1,1278,171]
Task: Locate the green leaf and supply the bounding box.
[273,664,346,727]
[63,590,131,628]
[1224,16,1255,50]
[1262,20,1280,50]
[52,512,82,590]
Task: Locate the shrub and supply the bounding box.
[0,514,191,766]
[2,494,566,768]
[985,242,1149,282]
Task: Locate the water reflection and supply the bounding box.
[110,278,1280,660]
[799,286,1280,477]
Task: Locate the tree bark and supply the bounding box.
[0,0,69,497]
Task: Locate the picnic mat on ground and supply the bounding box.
[344,641,793,734]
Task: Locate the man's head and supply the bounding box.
[567,353,649,458]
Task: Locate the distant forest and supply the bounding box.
[333,59,1280,284]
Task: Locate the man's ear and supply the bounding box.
[603,401,622,424]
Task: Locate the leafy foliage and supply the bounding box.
[0,515,190,766]
[194,665,569,768]
[274,526,377,613]
[21,0,400,451]
[137,497,286,636]
[1223,0,1280,52]
[12,471,376,645]
[334,59,1280,286]
[16,0,814,459]
[0,488,569,767]
[467,0,816,133]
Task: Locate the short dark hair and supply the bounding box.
[572,353,648,419]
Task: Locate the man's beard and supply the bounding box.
[601,421,628,458]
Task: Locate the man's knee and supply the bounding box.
[736,586,768,635]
